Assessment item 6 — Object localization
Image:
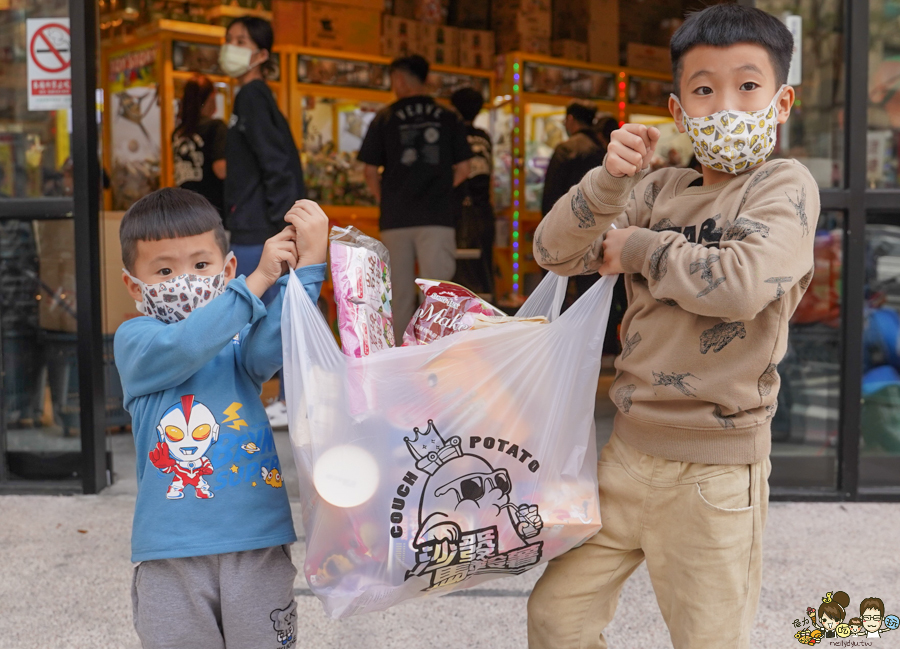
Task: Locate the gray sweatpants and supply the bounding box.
[380,225,457,342]
[132,545,298,649]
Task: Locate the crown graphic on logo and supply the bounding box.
[405,419,462,475]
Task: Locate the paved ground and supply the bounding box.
[2,424,899,649]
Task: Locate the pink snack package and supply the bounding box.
[402,279,505,346]
[330,226,394,357]
[338,303,395,357]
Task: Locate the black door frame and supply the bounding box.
[0,0,107,494]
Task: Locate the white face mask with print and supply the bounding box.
[125,252,234,324]
[670,85,787,175]
[218,44,260,78]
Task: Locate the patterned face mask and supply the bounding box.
[671,85,787,175]
[125,252,234,324]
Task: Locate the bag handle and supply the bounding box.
[516,272,569,321]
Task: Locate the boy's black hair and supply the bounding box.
[670,5,794,94]
[120,187,228,272]
[451,87,484,122]
[227,16,276,78]
[566,100,598,127]
[389,55,429,84]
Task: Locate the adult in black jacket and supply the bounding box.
[541,103,624,354]
[221,16,302,428]
[540,101,612,216]
[222,16,304,305]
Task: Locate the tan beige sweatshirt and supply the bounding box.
[535,159,819,464]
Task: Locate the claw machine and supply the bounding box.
[285,46,493,323]
[101,20,287,209]
[491,53,680,307]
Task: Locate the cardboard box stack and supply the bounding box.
[458,28,495,70]
[272,0,306,46]
[451,0,490,30]
[552,39,587,62]
[493,0,551,56]
[550,0,619,64]
[419,23,459,66]
[306,0,383,55]
[382,13,420,58]
[626,42,670,74]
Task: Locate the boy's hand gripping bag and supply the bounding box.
[282,271,615,618]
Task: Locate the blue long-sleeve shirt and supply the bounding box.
[115,265,325,562]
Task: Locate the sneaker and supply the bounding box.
[266,400,289,429]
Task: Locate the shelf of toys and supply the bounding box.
[490,52,677,308]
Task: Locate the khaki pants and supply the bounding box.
[380,225,457,342]
[528,432,770,649]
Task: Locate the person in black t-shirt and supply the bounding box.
[450,87,495,298]
[358,55,473,341]
[173,74,227,220]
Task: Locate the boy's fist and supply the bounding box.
[246,227,300,297]
[285,200,329,267]
[597,226,640,275]
[606,124,661,178]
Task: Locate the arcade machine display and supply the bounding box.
[490,53,678,307]
[101,20,287,209]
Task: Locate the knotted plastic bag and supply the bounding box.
[283,271,616,618]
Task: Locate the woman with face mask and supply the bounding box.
[220,16,305,427]
[220,17,304,303]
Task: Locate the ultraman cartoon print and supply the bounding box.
[150,395,220,499]
[405,420,544,589]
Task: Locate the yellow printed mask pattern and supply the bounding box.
[671,85,787,175]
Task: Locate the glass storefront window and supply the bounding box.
[861,213,900,487]
[1,0,86,482]
[771,210,843,488]
[300,96,381,207]
[0,0,74,198]
[757,0,845,188]
[869,0,900,188]
[1,218,82,480]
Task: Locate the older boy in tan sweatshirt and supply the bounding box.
[527,6,818,649]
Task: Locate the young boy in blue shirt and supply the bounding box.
[115,187,327,648]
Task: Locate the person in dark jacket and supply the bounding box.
[173,74,227,220]
[222,16,304,305]
[541,103,624,353]
[221,16,303,428]
[450,86,494,298]
[541,101,611,216]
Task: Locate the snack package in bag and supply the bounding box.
[402,280,505,346]
[283,271,615,618]
[330,226,394,356]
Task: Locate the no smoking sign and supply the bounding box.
[27,18,72,111]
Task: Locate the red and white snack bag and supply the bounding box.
[330,226,394,357]
[402,279,505,346]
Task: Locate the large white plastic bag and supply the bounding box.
[283,271,615,619]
